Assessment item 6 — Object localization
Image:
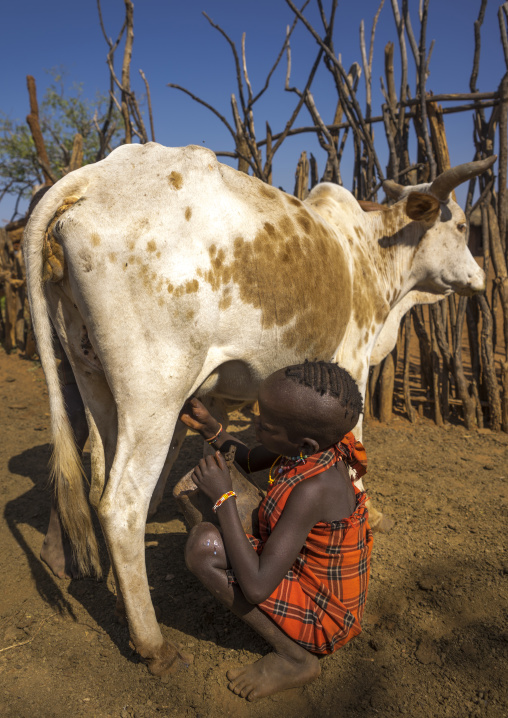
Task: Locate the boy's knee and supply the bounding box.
[184,522,220,576]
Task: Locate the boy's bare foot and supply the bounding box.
[226,650,320,701]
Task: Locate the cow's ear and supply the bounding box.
[405,192,440,223]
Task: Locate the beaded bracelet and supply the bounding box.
[212,491,237,513]
[205,423,223,445]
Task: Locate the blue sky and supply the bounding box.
[1,0,505,222]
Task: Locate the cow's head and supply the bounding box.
[383,156,496,297]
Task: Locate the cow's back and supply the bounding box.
[53,143,354,369]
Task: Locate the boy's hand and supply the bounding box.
[179,398,220,440]
[191,452,233,504]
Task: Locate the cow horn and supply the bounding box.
[429,155,497,201]
[383,179,405,200]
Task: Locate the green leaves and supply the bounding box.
[0,68,122,220]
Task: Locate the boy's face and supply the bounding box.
[254,379,307,456]
[254,406,300,456]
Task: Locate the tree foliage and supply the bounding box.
[0,69,122,221]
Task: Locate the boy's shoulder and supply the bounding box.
[291,461,349,499]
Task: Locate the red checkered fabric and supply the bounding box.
[248,432,373,655]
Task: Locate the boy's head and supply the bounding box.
[256,361,363,456]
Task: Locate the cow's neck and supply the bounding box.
[334,200,427,394]
[361,200,425,311]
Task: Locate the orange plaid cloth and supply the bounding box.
[247,432,373,655]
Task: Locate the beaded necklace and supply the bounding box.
[268,453,306,485]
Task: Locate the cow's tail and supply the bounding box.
[23,171,102,579]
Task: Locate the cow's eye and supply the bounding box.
[457,222,467,233]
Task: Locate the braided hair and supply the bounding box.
[284,360,363,421]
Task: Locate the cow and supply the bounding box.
[23,143,494,676]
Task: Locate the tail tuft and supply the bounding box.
[50,415,102,579]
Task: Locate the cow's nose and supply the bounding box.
[470,267,486,293]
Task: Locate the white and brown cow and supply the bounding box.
[23,143,493,675]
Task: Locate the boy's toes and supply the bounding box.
[226,666,244,681]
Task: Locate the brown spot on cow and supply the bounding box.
[185,279,199,294]
[259,183,278,201]
[219,287,232,310]
[186,309,195,321]
[167,282,174,293]
[352,261,389,330]
[137,264,154,295]
[168,171,183,190]
[287,195,301,207]
[278,215,296,237]
[185,206,192,221]
[128,240,136,251]
[296,212,312,234]
[91,232,101,247]
[108,253,117,263]
[264,222,276,237]
[147,240,157,253]
[201,209,352,357]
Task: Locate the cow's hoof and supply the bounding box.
[146,641,180,678]
[371,514,395,533]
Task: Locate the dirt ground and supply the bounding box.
[0,347,507,718]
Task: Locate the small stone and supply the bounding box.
[415,640,442,665]
[483,464,494,470]
[165,573,175,581]
[5,377,15,382]
[418,578,436,592]
[3,626,24,643]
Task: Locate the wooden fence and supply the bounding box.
[1,1,507,433]
[0,218,36,358]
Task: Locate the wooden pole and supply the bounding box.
[26,76,55,186]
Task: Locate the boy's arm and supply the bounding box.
[192,454,323,604]
[180,398,278,472]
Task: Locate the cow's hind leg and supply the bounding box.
[97,406,185,677]
[147,419,188,518]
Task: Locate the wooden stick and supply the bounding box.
[403,312,416,422]
[452,297,476,429]
[139,70,156,142]
[478,294,502,430]
[26,76,54,186]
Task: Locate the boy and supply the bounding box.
[180,361,372,701]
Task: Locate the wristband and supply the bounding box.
[206,423,223,445]
[212,491,237,513]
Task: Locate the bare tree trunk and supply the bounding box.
[294,151,309,199]
[26,76,55,185]
[403,312,416,422]
[379,352,395,423]
[478,294,502,430]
